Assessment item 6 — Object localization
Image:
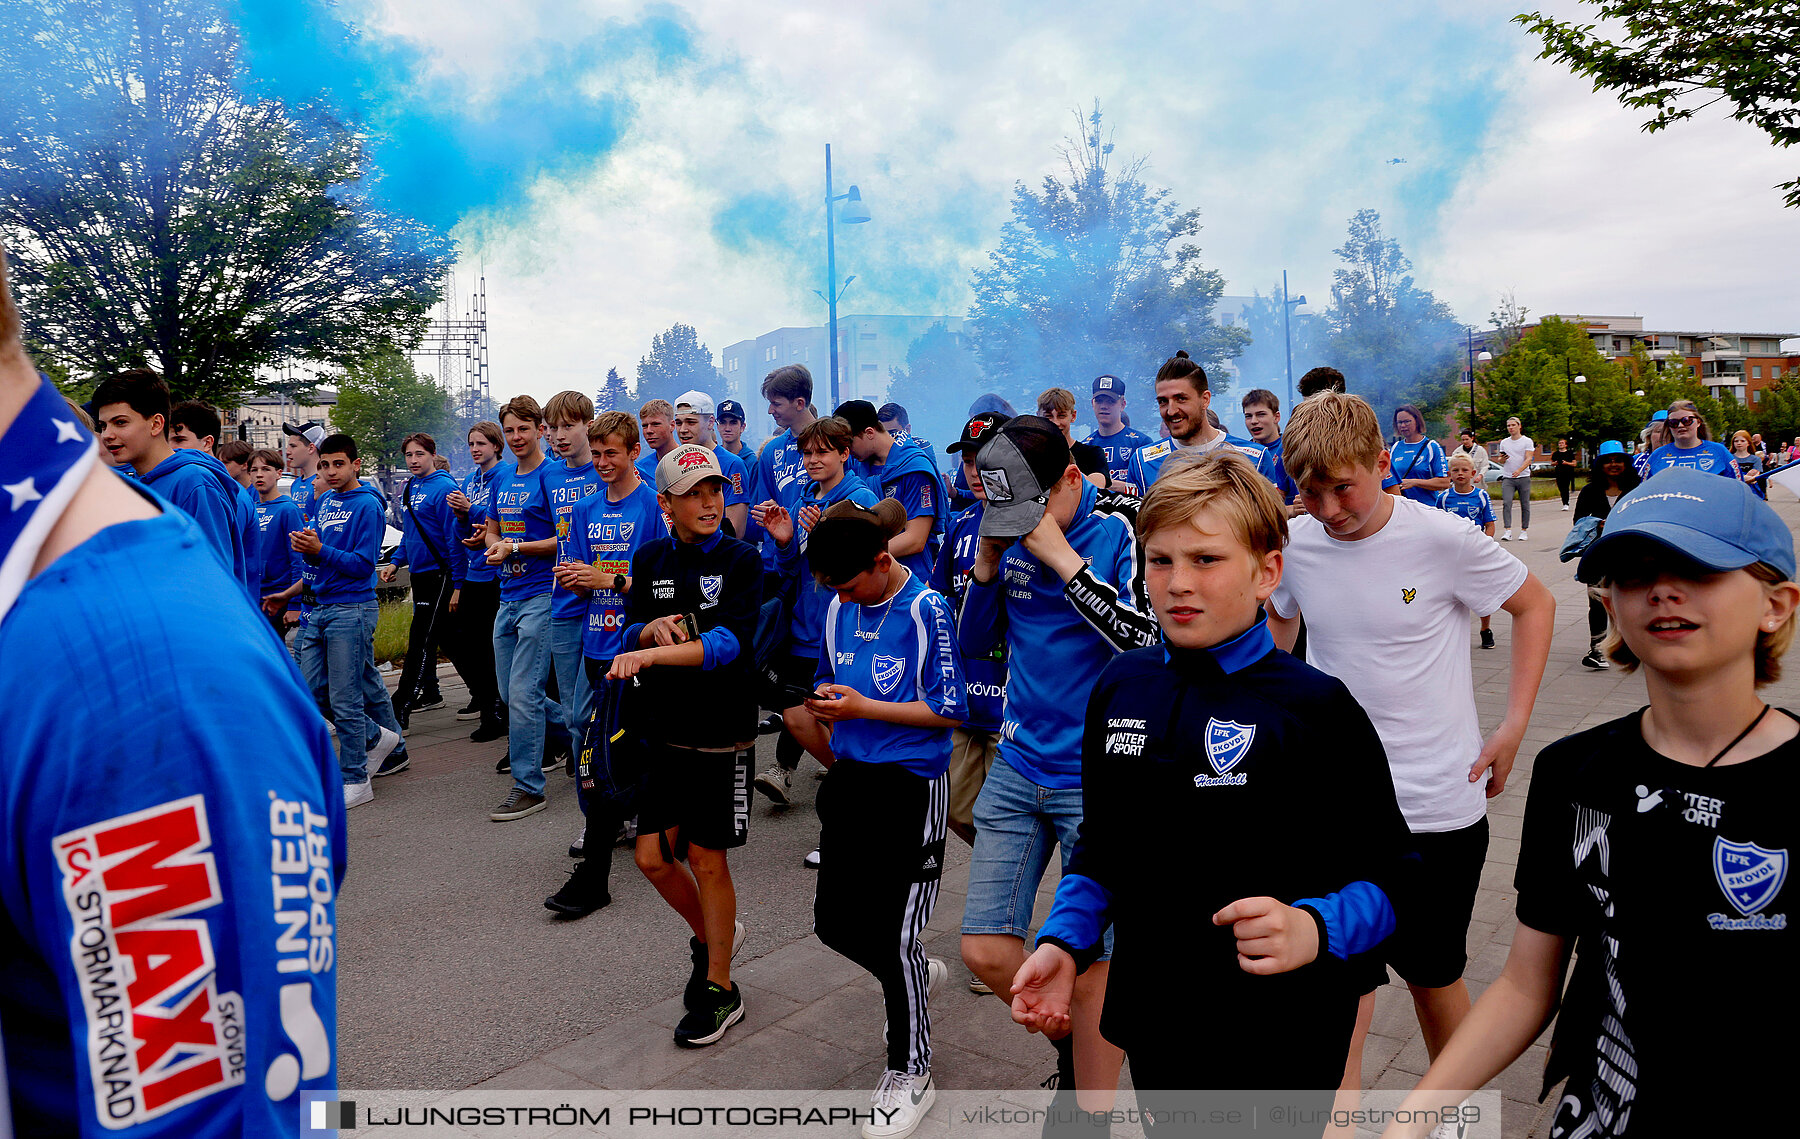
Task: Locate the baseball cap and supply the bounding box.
[655,443,726,496]
[1650,410,1669,423]
[1091,375,1124,398]
[947,412,1011,455]
[282,420,327,448]
[976,415,1074,540]
[1578,465,1796,583]
[673,390,715,417]
[834,400,882,435]
[1597,440,1626,458]
[717,399,746,422]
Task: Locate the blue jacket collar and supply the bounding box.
[1163,616,1275,677]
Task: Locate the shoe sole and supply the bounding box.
[570,844,586,859]
[752,775,790,805]
[344,789,375,810]
[457,710,482,721]
[674,998,745,1048]
[373,754,410,777]
[414,701,445,712]
[545,895,611,918]
[862,1087,934,1139]
[490,799,548,822]
[968,977,993,994]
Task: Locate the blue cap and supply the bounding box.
[716,399,746,421]
[1092,375,1124,397]
[1597,440,1626,457]
[1578,466,1796,583]
[1651,409,1668,422]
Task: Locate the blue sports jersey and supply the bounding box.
[302,483,387,605]
[930,503,1007,732]
[392,468,466,586]
[860,440,947,581]
[254,494,306,596]
[290,473,319,522]
[757,430,807,571]
[1383,438,1449,506]
[491,460,557,602]
[711,445,750,508]
[565,480,669,660]
[461,463,506,584]
[544,459,602,619]
[1647,440,1737,478]
[817,570,968,778]
[1084,426,1153,487]
[1,374,343,1136]
[775,474,879,654]
[140,448,258,595]
[1127,431,1281,492]
[1436,486,1495,528]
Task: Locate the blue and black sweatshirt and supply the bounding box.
[138,448,258,596]
[1036,621,1418,1087]
[301,483,388,605]
[392,468,467,586]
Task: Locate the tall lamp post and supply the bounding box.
[819,143,871,409]
[1281,270,1306,413]
[1566,361,1587,455]
[1466,327,1492,431]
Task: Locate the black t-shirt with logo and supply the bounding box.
[1516,710,1796,1134]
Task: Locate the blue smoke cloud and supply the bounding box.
[230,0,699,233]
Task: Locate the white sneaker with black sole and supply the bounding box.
[373,749,409,777]
[803,848,820,869]
[864,1071,934,1139]
[753,765,792,805]
[1581,649,1610,670]
[367,727,402,767]
[344,780,374,809]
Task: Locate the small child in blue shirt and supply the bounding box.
[1437,452,1498,649]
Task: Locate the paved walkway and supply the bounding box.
[341,494,1800,1137]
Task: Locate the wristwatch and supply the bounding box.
[511,540,520,557]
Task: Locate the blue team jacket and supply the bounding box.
[393,468,467,586]
[302,483,387,605]
[774,474,880,654]
[139,448,258,595]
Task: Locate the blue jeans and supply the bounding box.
[301,601,404,784]
[961,753,1113,959]
[548,613,590,749]
[494,592,560,796]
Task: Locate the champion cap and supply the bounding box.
[1578,465,1796,583]
[975,415,1074,540]
[656,443,726,496]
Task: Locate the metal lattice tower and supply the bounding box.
[412,271,491,421]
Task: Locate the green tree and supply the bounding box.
[635,323,719,408]
[0,0,452,407]
[1324,210,1466,428]
[597,366,630,413]
[1230,286,1329,407]
[1629,342,1739,437]
[967,103,1248,408]
[1517,2,1800,207]
[1757,378,1800,439]
[1474,317,1645,448]
[332,348,458,470]
[886,322,986,449]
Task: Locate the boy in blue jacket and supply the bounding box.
[1013,454,1416,1134]
[837,399,946,581]
[251,447,306,636]
[384,431,468,729]
[93,369,258,596]
[293,433,406,806]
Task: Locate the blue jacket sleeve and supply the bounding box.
[1293,881,1397,960]
[433,487,465,585]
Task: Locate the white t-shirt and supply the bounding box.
[1497,435,1535,478]
[1269,497,1529,832]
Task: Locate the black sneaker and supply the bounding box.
[457,702,483,721]
[685,923,749,1010]
[490,789,547,821]
[373,749,410,778]
[495,752,512,774]
[414,695,446,712]
[472,722,507,743]
[757,713,784,736]
[674,982,744,1048]
[544,858,611,918]
[1480,628,1496,650]
[1581,649,1610,670]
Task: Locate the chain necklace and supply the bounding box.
[853,568,910,642]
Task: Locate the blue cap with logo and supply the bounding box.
[716,399,746,421]
[1091,375,1124,398]
[1577,465,1796,582]
[1596,440,1626,457]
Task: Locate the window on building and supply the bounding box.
[726,357,739,373]
[1776,365,1785,379]
[764,345,778,362]
[1753,365,1763,379]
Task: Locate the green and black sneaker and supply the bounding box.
[673,982,744,1048]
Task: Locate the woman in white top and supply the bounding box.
[1495,416,1535,541]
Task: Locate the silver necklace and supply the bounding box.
[853,570,908,642]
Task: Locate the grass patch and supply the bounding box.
[374,600,411,663]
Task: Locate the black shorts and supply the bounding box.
[1361,816,1489,992]
[636,742,752,852]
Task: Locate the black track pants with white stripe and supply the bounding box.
[813,758,948,1076]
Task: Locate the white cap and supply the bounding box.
[673,390,715,417]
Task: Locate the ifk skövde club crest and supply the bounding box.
[699,574,723,605]
[1714,837,1787,916]
[1205,718,1256,776]
[873,655,906,696]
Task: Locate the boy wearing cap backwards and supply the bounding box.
[750,416,878,807]
[1266,392,1555,1094]
[836,399,947,581]
[1013,454,1416,1132]
[1384,466,1799,1138]
[958,415,1160,1108]
[608,443,762,1048]
[781,497,968,1139]
[1084,374,1152,493]
[673,389,751,538]
[1437,452,1498,649]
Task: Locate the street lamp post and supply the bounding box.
[1465,327,1492,430]
[820,143,871,409]
[1566,361,1587,455]
[1281,270,1306,413]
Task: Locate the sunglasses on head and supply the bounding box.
[1668,415,1699,428]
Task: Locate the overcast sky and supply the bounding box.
[267,0,1800,402]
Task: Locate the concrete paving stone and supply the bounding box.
[731,939,869,1003]
[771,981,885,1050]
[1491,1045,1552,1108]
[1368,984,1416,1038]
[536,1023,712,1089]
[1487,810,1524,840]
[473,1058,602,1091]
[1359,1032,1405,1075]
[1472,888,1516,927]
[1389,1031,1430,1078]
[922,1038,1042,1090]
[679,1025,874,1090]
[1462,919,1498,957]
[1465,933,1512,986]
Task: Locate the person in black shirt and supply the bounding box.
[609,444,762,1048]
[1571,441,1638,670]
[1383,467,1798,1138]
[1551,436,1578,509]
[1036,386,1109,488]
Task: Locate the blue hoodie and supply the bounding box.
[393,468,466,586]
[254,494,306,596]
[461,462,508,584]
[302,483,387,605]
[139,448,258,595]
[773,473,880,654]
[858,438,947,580]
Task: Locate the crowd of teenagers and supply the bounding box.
[0,237,1792,1138]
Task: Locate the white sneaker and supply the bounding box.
[367,726,402,766]
[802,848,820,869]
[1498,530,1512,541]
[968,975,994,995]
[732,920,748,960]
[344,779,374,809]
[1519,530,1529,541]
[1561,503,1570,511]
[864,1070,934,1139]
[753,765,792,805]
[926,956,947,999]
